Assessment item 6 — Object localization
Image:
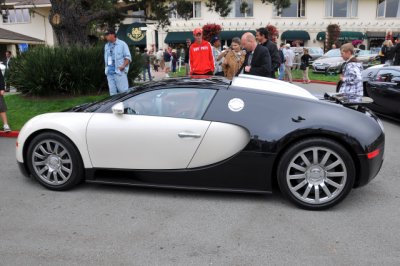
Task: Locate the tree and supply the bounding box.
[0,0,291,46]
[326,24,340,51]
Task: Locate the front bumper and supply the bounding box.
[18,161,30,178]
[312,65,341,73]
[355,142,384,188]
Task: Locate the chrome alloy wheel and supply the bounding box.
[286,147,347,205]
[31,140,73,185]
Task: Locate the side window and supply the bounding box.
[123,88,216,119]
[375,69,400,82]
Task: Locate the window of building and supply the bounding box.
[325,0,358,17]
[228,0,254,18]
[377,0,400,18]
[274,0,305,17]
[2,9,31,24]
[169,1,202,19]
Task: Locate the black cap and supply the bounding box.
[210,36,220,44]
[104,28,116,36]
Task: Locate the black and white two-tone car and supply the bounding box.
[16,75,385,210]
[362,65,400,120]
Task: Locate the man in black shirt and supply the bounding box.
[237,32,271,77]
[256,27,280,78]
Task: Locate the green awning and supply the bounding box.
[281,30,310,40]
[117,23,147,46]
[316,32,326,41]
[220,30,256,40]
[316,31,365,41]
[164,32,193,44]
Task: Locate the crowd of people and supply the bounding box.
[132,27,331,84]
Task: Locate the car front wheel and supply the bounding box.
[277,138,355,210]
[26,132,84,190]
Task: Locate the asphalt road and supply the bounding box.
[1,83,399,265]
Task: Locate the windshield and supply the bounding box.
[324,49,341,57]
[83,87,139,112]
[358,50,375,56]
[307,47,323,55]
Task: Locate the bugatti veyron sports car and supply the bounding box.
[16,75,385,210]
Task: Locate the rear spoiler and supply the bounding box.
[322,93,373,106]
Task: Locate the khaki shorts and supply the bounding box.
[0,95,7,112]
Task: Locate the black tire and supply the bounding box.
[277,138,355,210]
[26,132,84,191]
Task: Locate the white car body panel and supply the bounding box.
[232,74,318,100]
[188,122,250,168]
[16,113,94,168]
[86,113,211,169]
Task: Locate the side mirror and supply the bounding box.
[112,102,124,115]
[391,77,400,85]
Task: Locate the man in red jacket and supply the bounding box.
[189,28,215,75]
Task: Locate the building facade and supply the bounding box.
[1,0,399,54]
[0,0,54,57]
[147,0,400,49]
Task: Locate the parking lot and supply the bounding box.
[1,83,399,265]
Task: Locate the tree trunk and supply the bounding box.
[49,0,102,46]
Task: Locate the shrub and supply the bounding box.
[9,45,141,96]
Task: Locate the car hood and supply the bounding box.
[313,57,344,64]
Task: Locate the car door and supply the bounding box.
[367,69,400,115]
[86,88,216,170]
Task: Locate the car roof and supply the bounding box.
[132,75,317,100]
[139,76,231,90]
[231,74,317,100]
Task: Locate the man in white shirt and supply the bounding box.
[284,44,295,83]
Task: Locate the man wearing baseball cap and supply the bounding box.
[211,36,224,76]
[104,28,132,95]
[189,28,215,75]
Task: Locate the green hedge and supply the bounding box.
[9,45,142,96]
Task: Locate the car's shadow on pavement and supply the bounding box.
[76,181,291,206]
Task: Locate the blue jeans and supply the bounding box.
[107,73,129,96]
[278,64,285,80]
[142,65,152,81]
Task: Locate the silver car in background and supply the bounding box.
[312,49,379,74]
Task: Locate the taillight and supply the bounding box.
[367,149,380,159]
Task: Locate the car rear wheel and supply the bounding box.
[277,138,355,210]
[26,132,83,190]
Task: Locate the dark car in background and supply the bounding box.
[363,66,400,120]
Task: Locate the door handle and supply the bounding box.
[178,132,201,138]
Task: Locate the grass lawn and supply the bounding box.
[169,66,339,83]
[3,93,108,131]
